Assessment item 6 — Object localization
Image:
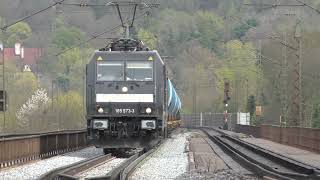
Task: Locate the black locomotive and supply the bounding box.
[86,39,181,151]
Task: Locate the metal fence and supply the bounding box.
[181,113,237,130]
[0,130,87,169]
[235,124,320,153]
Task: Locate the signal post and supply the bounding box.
[223,80,231,130]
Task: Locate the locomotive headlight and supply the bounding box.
[146,107,152,114]
[122,86,128,93]
[93,120,108,129]
[98,107,104,113]
[141,120,155,130]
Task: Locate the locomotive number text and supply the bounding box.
[115,109,135,114]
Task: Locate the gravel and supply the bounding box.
[130,132,191,180]
[176,169,261,180]
[0,147,103,180]
[77,158,127,179]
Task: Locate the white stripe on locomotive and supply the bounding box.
[96,94,154,103]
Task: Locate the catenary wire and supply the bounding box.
[54,11,148,57]
[0,0,65,31]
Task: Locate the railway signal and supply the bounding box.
[0,90,6,111]
[223,81,230,130]
[223,81,231,105]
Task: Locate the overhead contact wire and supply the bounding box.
[293,0,320,14]
[0,0,65,31]
[55,12,148,56]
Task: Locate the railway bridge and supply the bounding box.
[1,114,320,179]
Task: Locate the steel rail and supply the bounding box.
[201,128,320,180]
[41,145,157,180]
[79,140,163,180]
[120,140,165,180]
[242,137,320,172]
[89,151,142,180]
[56,154,114,179]
[89,140,164,180]
[213,127,320,172]
[39,154,109,180]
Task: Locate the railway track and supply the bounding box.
[120,140,165,180]
[40,152,139,180]
[40,154,111,180]
[40,141,163,180]
[201,128,320,180]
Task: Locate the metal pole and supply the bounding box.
[293,21,302,127]
[281,31,288,126]
[51,80,54,110]
[2,36,5,134]
[284,32,288,126]
[310,103,314,127]
[36,59,39,88]
[246,78,248,104]
[297,10,303,127]
[193,81,197,114]
[235,78,241,112]
[298,37,302,126]
[200,112,203,127]
[224,15,228,58]
[257,40,262,104]
[57,87,60,131]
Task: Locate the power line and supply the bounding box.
[55,25,121,56]
[60,2,159,12]
[225,38,318,81]
[55,11,148,56]
[227,15,314,77]
[0,0,157,32]
[230,16,298,51]
[61,1,159,7]
[243,0,320,14]
[0,0,65,135]
[226,46,282,66]
[293,0,320,14]
[0,0,65,31]
[237,4,317,76]
[231,2,318,124]
[245,48,282,66]
[243,3,303,7]
[59,1,158,38]
[61,2,109,7]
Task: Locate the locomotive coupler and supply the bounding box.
[117,122,128,138]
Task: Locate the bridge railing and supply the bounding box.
[0,130,87,169]
[235,124,320,153]
[181,113,237,130]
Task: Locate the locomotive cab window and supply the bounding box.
[126,61,153,81]
[97,61,124,81]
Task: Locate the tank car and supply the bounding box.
[86,39,181,151]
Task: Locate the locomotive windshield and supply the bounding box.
[126,61,153,81]
[97,61,124,81]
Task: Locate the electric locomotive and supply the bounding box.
[86,39,181,151]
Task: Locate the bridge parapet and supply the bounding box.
[235,124,320,153]
[0,130,87,169]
